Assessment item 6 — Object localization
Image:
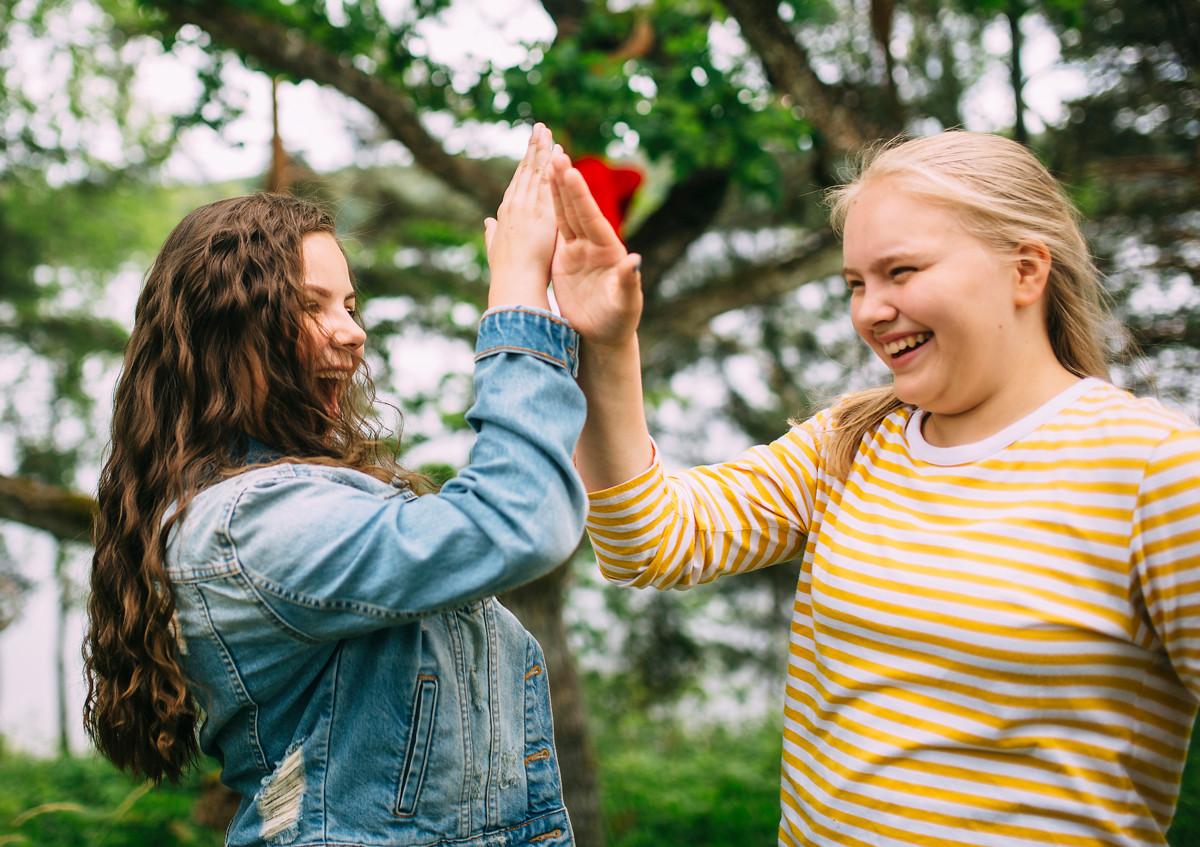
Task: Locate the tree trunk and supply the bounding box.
[500,558,605,847]
[1008,1,1028,146]
[53,541,70,757]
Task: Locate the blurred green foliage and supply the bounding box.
[598,719,782,846]
[1,721,1197,846]
[0,744,221,846]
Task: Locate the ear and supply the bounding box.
[1012,240,1052,308]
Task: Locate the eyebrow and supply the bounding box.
[842,251,924,277]
[303,284,355,301]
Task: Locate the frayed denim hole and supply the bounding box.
[256,740,305,844]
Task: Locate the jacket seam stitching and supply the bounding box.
[195,583,269,772]
[473,345,568,370]
[224,482,328,644]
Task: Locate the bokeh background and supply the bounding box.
[1,0,1198,844]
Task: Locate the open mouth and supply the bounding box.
[883,332,932,359]
[315,371,351,414]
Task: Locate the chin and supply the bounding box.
[891,376,915,403]
[891,377,931,409]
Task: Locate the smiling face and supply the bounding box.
[300,232,366,416]
[841,178,1060,435]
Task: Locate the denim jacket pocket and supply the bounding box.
[394,674,439,817]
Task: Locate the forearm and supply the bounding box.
[574,336,653,491]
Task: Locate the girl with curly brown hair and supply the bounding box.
[84,124,582,847]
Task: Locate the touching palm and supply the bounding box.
[549,153,643,348]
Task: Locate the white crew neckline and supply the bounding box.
[905,377,1100,466]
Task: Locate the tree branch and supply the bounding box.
[539,0,588,40]
[154,0,505,210]
[1127,312,1200,354]
[720,0,878,152]
[627,168,733,295]
[0,316,129,356]
[641,229,842,346]
[0,475,94,544]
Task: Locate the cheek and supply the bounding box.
[298,321,327,363]
[848,299,871,342]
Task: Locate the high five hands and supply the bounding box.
[485,123,644,349]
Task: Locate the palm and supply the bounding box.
[552,237,639,346]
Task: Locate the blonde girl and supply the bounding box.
[547,131,1200,847]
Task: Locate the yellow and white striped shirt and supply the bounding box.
[587,378,1200,846]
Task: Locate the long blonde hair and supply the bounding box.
[820,132,1110,478]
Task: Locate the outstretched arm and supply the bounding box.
[549,146,817,591]
[548,150,654,491]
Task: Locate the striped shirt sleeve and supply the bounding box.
[586,412,830,589]
[1131,426,1200,695]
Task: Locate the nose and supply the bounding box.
[329,311,366,351]
[853,281,899,328]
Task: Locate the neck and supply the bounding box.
[922,339,1080,448]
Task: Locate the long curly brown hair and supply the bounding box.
[83,193,420,782]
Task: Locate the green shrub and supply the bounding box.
[0,746,223,847]
[596,718,1200,847]
[1168,722,1200,846]
[597,720,782,847]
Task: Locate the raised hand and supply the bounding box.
[483,123,557,310]
[548,149,643,348]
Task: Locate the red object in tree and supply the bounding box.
[573,156,644,241]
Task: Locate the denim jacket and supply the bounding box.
[164,307,587,847]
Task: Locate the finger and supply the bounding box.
[536,130,556,172]
[514,123,546,200]
[613,253,644,313]
[533,137,557,212]
[548,149,578,238]
[483,217,497,253]
[561,167,623,247]
[503,125,540,208]
[550,164,578,242]
[528,132,554,201]
[617,253,643,292]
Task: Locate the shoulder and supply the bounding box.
[1060,379,1199,446]
[785,399,917,456]
[1047,381,1200,492]
[167,463,412,575]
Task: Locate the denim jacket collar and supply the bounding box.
[237,435,284,466]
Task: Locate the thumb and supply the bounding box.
[616,253,643,294]
[483,217,497,252]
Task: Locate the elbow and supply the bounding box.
[499,480,586,580]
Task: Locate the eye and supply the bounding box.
[844,278,864,295]
[890,266,916,279]
[304,301,322,313]
[345,304,358,317]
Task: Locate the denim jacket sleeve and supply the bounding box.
[223,306,587,641]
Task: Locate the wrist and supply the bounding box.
[488,291,552,310]
[581,334,639,362]
[578,335,641,392]
[487,272,551,311]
